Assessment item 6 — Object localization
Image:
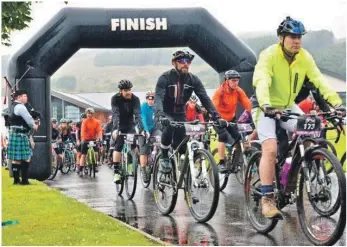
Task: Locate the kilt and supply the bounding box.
[7,131,33,161]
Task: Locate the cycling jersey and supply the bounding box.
[81,117,102,141]
[253,44,342,109]
[155,69,219,119]
[212,84,251,121]
[141,102,155,132]
[185,103,204,122]
[111,93,144,132]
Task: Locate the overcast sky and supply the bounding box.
[1,0,346,54]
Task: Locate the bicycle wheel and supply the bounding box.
[115,152,125,196]
[340,152,346,167]
[48,151,59,180]
[297,147,346,245]
[185,149,219,223]
[211,148,228,191]
[125,150,138,200]
[60,151,71,174]
[244,151,278,233]
[140,164,152,189]
[235,146,258,185]
[153,152,178,215]
[68,150,76,172]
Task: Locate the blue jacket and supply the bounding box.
[141,102,155,132]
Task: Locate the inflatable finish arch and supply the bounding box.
[8,7,256,180]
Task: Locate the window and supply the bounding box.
[64,105,80,122]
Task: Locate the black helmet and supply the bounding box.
[172,49,195,61]
[277,16,307,36]
[189,95,198,102]
[60,118,67,123]
[118,79,133,90]
[80,113,87,119]
[224,70,241,80]
[51,118,57,123]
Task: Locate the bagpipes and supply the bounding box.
[2,62,42,126]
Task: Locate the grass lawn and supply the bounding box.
[1,169,161,246]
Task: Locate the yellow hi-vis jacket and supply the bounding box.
[253,44,342,109]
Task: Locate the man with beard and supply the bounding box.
[154,50,226,179]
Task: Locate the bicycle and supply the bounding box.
[60,141,75,174]
[84,140,100,178]
[152,121,220,223]
[244,109,346,245]
[140,135,161,188]
[115,133,143,200]
[211,122,258,189]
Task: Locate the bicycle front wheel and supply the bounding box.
[297,147,346,245]
[60,151,71,174]
[211,148,228,191]
[125,150,139,200]
[185,149,220,223]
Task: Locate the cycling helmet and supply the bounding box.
[146,90,155,99]
[51,118,57,123]
[172,49,195,61]
[85,108,95,114]
[118,79,133,90]
[225,70,241,80]
[108,115,112,120]
[60,118,67,123]
[80,113,87,119]
[277,16,307,36]
[189,95,198,102]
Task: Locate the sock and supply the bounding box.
[21,161,30,184]
[113,162,120,173]
[261,185,274,196]
[12,164,21,183]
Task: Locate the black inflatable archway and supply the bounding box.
[8,7,256,180]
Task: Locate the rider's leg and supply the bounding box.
[159,116,174,173]
[214,126,230,170]
[253,107,282,218]
[138,136,148,168]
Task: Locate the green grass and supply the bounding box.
[1,169,161,246]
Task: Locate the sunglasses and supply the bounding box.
[176,58,192,65]
[147,97,154,100]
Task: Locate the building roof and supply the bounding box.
[51,90,111,112]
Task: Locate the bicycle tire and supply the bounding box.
[48,151,59,180]
[185,149,220,223]
[340,152,346,167]
[211,148,228,191]
[235,147,258,185]
[244,151,278,233]
[317,139,337,174]
[140,164,152,188]
[60,151,71,174]
[125,150,138,200]
[297,147,346,245]
[115,151,125,196]
[153,152,178,215]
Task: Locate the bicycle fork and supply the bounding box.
[187,140,208,188]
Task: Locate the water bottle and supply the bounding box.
[280,157,292,186]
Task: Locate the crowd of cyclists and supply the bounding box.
[42,16,347,245]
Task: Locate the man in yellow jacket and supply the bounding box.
[252,16,342,219]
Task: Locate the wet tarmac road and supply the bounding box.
[45,165,346,246]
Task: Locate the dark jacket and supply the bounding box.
[155,69,219,119]
[111,93,144,132]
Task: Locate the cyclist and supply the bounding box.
[139,90,162,183]
[111,79,145,184]
[212,69,252,173]
[75,113,87,173]
[252,16,343,219]
[185,95,204,122]
[155,49,225,178]
[101,116,113,164]
[79,108,102,176]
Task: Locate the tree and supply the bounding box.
[2,2,33,46]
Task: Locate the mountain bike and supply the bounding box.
[153,121,220,223]
[244,109,346,245]
[115,133,143,200]
[212,122,258,189]
[48,141,59,180]
[85,140,100,178]
[60,141,75,174]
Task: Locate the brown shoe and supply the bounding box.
[261,195,283,219]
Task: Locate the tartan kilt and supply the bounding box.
[7,131,33,161]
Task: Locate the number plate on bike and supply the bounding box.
[296,115,321,137]
[126,134,134,142]
[184,124,206,136]
[88,141,95,147]
[237,123,253,133]
[103,141,107,144]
